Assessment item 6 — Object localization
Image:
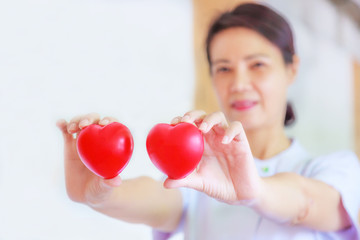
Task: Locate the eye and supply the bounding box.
[251,62,265,69]
[216,66,231,73]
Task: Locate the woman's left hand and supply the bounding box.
[164,110,263,205]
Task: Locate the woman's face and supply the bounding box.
[209,27,297,130]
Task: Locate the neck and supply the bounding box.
[245,124,291,160]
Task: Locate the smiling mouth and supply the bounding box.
[231,100,258,111]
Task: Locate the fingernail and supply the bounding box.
[80,119,89,126]
[222,136,230,144]
[200,122,208,132]
[68,123,76,132]
[182,115,190,122]
[100,119,109,125]
[171,118,179,125]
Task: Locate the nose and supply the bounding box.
[230,69,252,93]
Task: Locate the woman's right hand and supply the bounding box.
[56,113,122,206]
[57,113,183,231]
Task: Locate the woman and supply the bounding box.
[57,3,360,239]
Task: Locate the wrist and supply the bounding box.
[233,177,266,207]
[85,179,115,208]
[250,177,268,209]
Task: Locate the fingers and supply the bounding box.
[77,112,101,130]
[172,111,231,137]
[56,119,74,142]
[199,111,228,133]
[56,119,69,135]
[171,110,206,126]
[67,113,101,134]
[170,116,182,125]
[57,113,118,137]
[222,121,244,144]
[181,110,207,124]
[172,110,244,145]
[99,116,118,126]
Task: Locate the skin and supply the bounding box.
[57,27,351,233]
[57,114,182,231]
[208,27,296,160]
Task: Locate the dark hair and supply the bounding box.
[285,102,296,126]
[205,3,296,126]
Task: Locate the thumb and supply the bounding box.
[86,176,122,206]
[164,178,189,189]
[102,175,122,187]
[163,173,202,190]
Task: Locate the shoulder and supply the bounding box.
[316,150,359,162]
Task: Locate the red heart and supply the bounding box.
[146,122,204,179]
[76,122,134,179]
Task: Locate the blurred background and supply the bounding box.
[0,0,359,239]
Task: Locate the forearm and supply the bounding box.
[87,176,183,232]
[253,173,351,231]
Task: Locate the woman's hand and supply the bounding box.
[56,113,122,205]
[164,110,263,205]
[57,113,183,231]
[165,111,353,231]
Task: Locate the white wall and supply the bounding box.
[0,0,357,239]
[0,0,192,239]
[266,0,356,156]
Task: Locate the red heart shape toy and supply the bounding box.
[146,122,204,179]
[76,122,134,179]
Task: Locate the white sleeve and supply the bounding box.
[302,151,360,238]
[152,187,190,240]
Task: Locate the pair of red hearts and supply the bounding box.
[76,122,204,180]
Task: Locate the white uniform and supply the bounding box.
[153,140,360,240]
